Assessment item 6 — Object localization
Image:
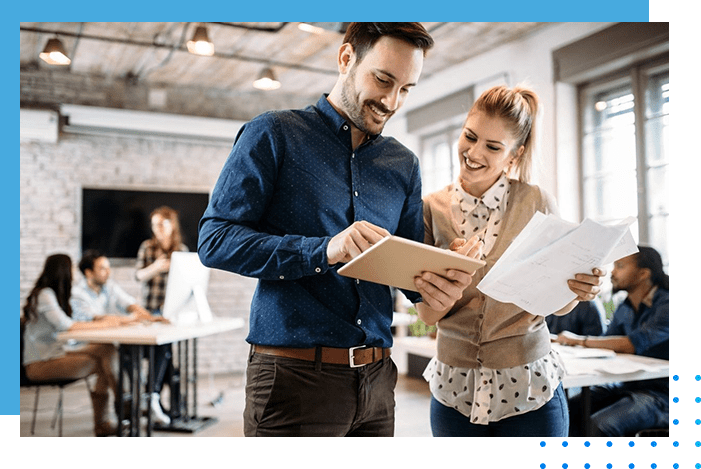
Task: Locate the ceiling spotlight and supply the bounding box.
[187,25,214,56]
[39,37,71,65]
[253,67,281,91]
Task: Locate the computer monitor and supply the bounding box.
[162,252,213,324]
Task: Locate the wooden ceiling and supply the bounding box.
[20,22,552,121]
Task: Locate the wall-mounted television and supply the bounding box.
[81,188,210,259]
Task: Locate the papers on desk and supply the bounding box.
[556,345,616,359]
[477,212,638,316]
[564,358,660,376]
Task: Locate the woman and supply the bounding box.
[23,254,136,436]
[135,206,188,425]
[414,85,604,437]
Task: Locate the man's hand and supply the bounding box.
[127,304,152,320]
[568,267,606,302]
[414,269,472,313]
[554,330,584,346]
[327,221,390,265]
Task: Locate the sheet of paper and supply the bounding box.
[554,345,616,359]
[477,212,638,316]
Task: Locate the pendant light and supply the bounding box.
[253,67,281,91]
[187,25,214,56]
[39,37,71,65]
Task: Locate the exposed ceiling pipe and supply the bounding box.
[208,22,289,33]
[20,25,337,76]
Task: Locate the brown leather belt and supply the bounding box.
[252,345,390,368]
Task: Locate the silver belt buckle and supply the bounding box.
[348,345,367,368]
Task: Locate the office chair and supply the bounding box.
[21,319,87,436]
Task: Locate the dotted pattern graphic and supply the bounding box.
[534,373,699,467]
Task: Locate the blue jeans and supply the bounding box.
[430,383,569,437]
[568,381,669,437]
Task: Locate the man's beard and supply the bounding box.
[340,66,393,135]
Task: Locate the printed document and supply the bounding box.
[477,212,638,316]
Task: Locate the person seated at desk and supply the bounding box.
[71,249,172,426]
[546,299,606,337]
[71,249,158,322]
[554,246,669,437]
[22,253,137,436]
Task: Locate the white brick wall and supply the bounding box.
[20,131,257,375]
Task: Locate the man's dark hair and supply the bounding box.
[343,22,434,64]
[635,245,669,291]
[79,249,103,275]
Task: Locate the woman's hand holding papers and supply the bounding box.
[551,267,607,317]
[567,267,606,302]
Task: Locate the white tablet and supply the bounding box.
[337,236,486,292]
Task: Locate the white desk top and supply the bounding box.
[392,337,669,389]
[552,343,669,388]
[57,317,245,346]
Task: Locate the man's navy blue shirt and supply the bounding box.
[607,288,669,361]
[606,287,669,391]
[198,95,423,349]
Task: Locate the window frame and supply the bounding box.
[577,53,669,260]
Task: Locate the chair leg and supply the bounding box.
[31,387,40,435]
[50,387,65,436]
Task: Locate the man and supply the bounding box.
[555,246,669,436]
[546,299,606,337]
[198,23,472,436]
[71,249,172,426]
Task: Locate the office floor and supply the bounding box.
[19,372,432,437]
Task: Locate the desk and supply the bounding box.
[552,343,669,436]
[58,317,244,436]
[392,337,669,436]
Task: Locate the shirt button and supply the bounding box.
[343,125,349,131]
[356,279,360,284]
[356,319,362,325]
[279,275,285,280]
[354,191,359,197]
[351,153,355,159]
[314,267,321,273]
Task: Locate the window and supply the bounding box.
[419,127,461,195]
[579,58,669,265]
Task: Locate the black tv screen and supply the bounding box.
[81,188,210,259]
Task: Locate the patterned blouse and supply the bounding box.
[424,174,565,424]
[136,239,188,313]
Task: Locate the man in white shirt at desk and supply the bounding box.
[71,249,171,426]
[554,246,669,437]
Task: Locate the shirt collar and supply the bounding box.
[315,94,381,142]
[455,173,509,211]
[642,285,658,308]
[77,277,105,297]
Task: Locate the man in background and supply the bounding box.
[547,299,606,337]
[71,249,171,426]
[555,246,669,436]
